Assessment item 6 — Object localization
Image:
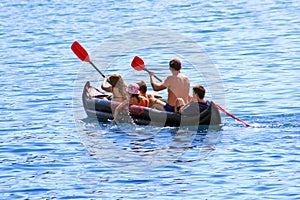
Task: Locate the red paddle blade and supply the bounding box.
[71,41,91,62]
[131,56,145,71]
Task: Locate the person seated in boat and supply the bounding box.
[101,73,128,102]
[176,84,210,114]
[148,59,190,112]
[127,83,149,107]
[136,80,162,108]
[112,83,149,122]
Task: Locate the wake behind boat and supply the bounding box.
[82,81,222,129]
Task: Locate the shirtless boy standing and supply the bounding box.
[148,59,190,112]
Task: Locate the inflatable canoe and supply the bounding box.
[82,81,222,129]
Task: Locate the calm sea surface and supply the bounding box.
[1,0,300,199]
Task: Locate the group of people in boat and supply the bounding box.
[100,58,210,120]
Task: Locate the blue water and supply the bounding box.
[1,0,300,199]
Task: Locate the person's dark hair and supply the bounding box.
[169,59,181,71]
[193,85,205,99]
[130,94,141,103]
[136,81,147,93]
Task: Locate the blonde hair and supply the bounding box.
[109,74,127,98]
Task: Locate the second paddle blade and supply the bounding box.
[131,56,145,71]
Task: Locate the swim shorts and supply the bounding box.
[164,103,175,112]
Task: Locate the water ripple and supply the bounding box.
[1,0,300,199]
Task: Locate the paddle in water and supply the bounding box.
[71,41,106,78]
[131,56,250,127]
[214,104,250,127]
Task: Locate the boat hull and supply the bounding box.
[82,81,222,129]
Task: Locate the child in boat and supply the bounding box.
[136,80,162,108]
[101,73,128,102]
[127,83,149,107]
[176,85,210,114]
[113,83,149,122]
